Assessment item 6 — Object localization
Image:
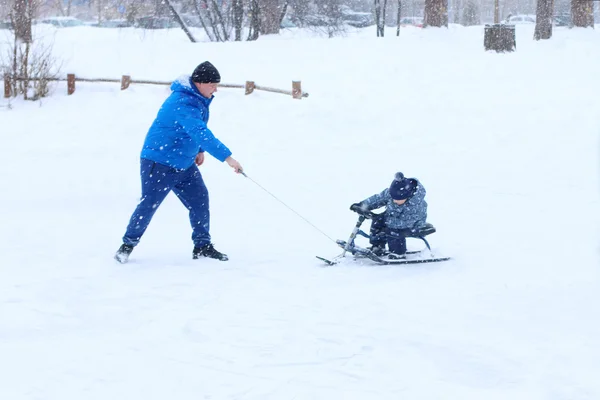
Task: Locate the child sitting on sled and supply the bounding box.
[350,172,428,259]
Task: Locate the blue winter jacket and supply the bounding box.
[140,76,232,170]
[359,179,428,230]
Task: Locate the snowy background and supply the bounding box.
[1,24,599,399]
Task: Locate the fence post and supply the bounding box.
[121,75,131,90]
[245,81,255,95]
[3,74,11,98]
[292,81,302,99]
[67,74,76,95]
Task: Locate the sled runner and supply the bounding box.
[317,210,451,266]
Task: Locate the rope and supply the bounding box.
[240,172,337,244]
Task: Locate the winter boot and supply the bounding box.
[115,244,134,264]
[193,243,228,261]
[368,245,386,256]
[388,252,406,260]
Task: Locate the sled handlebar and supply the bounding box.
[351,209,381,219]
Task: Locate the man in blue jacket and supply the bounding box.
[115,61,243,263]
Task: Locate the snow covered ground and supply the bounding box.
[1,24,599,399]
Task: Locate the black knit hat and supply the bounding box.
[389,172,416,200]
[191,61,221,83]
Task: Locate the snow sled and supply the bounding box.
[317,210,451,266]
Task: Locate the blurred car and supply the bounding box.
[505,14,536,24]
[342,10,375,28]
[400,17,424,27]
[39,17,85,27]
[135,16,178,29]
[294,14,333,27]
[0,20,13,29]
[553,14,571,27]
[280,16,296,29]
[93,19,132,28]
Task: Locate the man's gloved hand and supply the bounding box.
[350,203,364,213]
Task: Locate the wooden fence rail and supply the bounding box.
[3,74,308,99]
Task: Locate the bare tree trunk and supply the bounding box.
[13,0,32,43]
[382,0,388,36]
[21,41,30,99]
[248,0,261,40]
[424,0,448,27]
[571,0,594,27]
[375,0,383,36]
[494,0,499,23]
[259,0,281,34]
[11,34,18,96]
[233,0,244,41]
[12,0,32,99]
[187,0,233,42]
[210,0,230,41]
[193,0,216,42]
[534,0,553,39]
[200,0,223,41]
[164,0,197,42]
[396,0,401,36]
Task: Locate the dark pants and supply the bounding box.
[122,159,210,248]
[369,214,411,255]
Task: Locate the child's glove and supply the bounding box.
[350,203,364,213]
